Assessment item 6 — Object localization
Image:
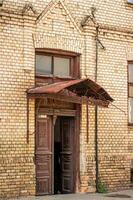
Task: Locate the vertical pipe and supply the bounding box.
[95,25,99,192]
[52,115,55,195]
[95,26,99,82]
[27,96,29,144]
[76,104,81,193]
[86,99,89,143]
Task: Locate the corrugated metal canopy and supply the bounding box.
[27,78,113,103]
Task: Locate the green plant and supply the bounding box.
[98,180,108,193]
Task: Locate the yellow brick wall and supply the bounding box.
[0,0,133,197]
[0,12,35,198]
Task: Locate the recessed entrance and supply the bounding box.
[35,110,77,196]
[54,117,61,194]
[54,116,75,194]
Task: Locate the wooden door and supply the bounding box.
[60,117,75,193]
[36,116,52,195]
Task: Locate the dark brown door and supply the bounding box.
[60,117,75,193]
[36,116,52,195]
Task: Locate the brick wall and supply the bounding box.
[0,0,133,197]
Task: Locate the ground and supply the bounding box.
[7,190,133,200]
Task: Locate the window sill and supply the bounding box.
[36,74,74,79]
[128,123,133,129]
[126,3,133,9]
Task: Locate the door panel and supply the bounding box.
[36,116,52,195]
[61,117,75,193]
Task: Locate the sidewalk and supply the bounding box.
[7,190,133,200]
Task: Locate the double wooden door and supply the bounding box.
[35,115,75,195]
[35,116,52,195]
[60,117,74,193]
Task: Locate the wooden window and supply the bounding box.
[36,55,52,75]
[128,63,133,125]
[54,57,70,77]
[127,0,133,4]
[36,55,70,77]
[35,49,80,79]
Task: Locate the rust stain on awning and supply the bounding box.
[27,78,113,105]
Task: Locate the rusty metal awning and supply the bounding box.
[27,78,113,106]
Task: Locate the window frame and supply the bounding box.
[128,61,133,126]
[127,0,133,4]
[35,54,53,76]
[35,48,80,79]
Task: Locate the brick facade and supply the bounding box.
[0,0,133,198]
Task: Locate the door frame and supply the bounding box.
[35,105,81,195]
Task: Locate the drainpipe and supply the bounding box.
[81,12,102,192]
[95,25,99,192]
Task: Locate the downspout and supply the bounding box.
[95,25,99,192]
[84,29,89,143]
[81,13,100,192]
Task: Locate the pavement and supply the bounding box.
[7,189,133,200]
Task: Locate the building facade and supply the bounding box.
[0,0,133,198]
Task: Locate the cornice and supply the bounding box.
[0,6,133,42]
[0,8,37,22]
[83,25,133,42]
